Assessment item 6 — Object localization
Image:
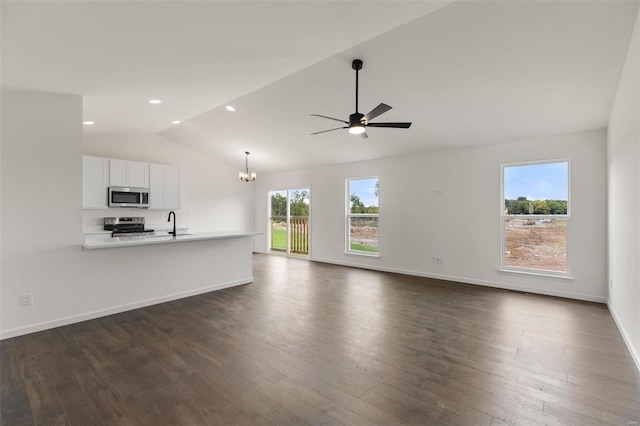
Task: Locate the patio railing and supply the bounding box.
[271,215,309,255]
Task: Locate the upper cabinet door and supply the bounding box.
[83,156,109,209]
[109,159,149,188]
[164,166,181,209]
[109,159,128,187]
[128,161,149,188]
[149,164,165,209]
[148,164,180,210]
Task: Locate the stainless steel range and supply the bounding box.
[104,217,155,237]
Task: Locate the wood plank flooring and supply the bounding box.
[1,254,639,425]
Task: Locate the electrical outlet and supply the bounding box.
[610,279,613,289]
[20,293,33,306]
[432,256,444,264]
[432,189,445,197]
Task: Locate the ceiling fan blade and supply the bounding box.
[366,122,412,129]
[310,126,348,135]
[364,103,392,122]
[310,114,348,124]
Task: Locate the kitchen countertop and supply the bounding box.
[83,226,190,236]
[83,231,262,250]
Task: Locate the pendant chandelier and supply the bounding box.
[239,151,256,182]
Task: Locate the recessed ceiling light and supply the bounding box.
[171,120,181,124]
[225,105,236,112]
[83,121,95,125]
[149,99,162,104]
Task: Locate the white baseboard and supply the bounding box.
[311,257,607,303]
[607,302,640,373]
[0,277,253,340]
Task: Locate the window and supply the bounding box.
[347,177,379,255]
[501,160,569,275]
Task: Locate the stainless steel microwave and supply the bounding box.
[108,186,149,208]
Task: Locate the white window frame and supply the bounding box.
[268,187,312,257]
[346,176,379,257]
[500,159,571,278]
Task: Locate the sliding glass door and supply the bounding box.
[269,188,310,256]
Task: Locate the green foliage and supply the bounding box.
[505,197,567,215]
[271,224,309,251]
[350,194,379,214]
[271,225,286,249]
[532,200,550,215]
[271,190,309,217]
[271,193,287,217]
[290,190,309,216]
[546,200,567,214]
[350,243,379,253]
[350,194,365,213]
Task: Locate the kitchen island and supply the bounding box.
[58,231,264,338]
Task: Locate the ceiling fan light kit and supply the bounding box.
[311,59,412,138]
[349,126,366,135]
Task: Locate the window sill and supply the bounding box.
[345,251,380,258]
[498,268,574,281]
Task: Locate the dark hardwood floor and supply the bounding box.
[2,254,639,425]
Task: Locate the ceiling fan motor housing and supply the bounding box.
[349,112,365,127]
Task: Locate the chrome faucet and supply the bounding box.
[167,211,176,237]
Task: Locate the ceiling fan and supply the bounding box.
[310,59,412,139]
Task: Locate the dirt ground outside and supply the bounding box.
[504,218,567,272]
[350,225,378,248]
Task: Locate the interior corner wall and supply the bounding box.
[607,7,640,369]
[83,133,254,233]
[254,129,607,303]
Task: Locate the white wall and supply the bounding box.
[1,91,256,338]
[608,7,640,369]
[83,132,254,233]
[255,129,607,302]
[1,90,84,334]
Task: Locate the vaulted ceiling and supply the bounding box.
[2,1,638,173]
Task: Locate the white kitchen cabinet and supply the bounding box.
[129,161,149,188]
[149,164,180,210]
[149,164,165,209]
[83,156,110,209]
[109,159,149,188]
[164,166,181,209]
[109,159,128,186]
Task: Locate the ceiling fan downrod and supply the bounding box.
[352,59,363,114]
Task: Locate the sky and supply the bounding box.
[349,178,378,207]
[504,162,568,201]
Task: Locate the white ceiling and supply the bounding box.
[2,1,638,174]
